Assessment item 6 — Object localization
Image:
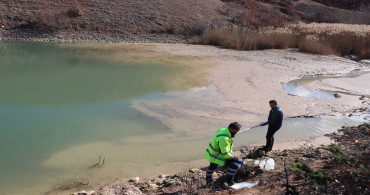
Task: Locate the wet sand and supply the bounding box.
[306,73,370,97]
[154,44,370,118]
[130,44,370,145]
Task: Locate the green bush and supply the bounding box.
[288,159,333,186]
[327,145,359,166]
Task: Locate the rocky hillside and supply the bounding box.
[0,0,227,41]
[0,0,369,42]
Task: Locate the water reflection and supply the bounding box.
[0,41,177,106]
[284,82,334,99]
[283,71,370,99]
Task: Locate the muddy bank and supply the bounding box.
[91,123,369,195]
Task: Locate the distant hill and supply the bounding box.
[0,0,369,41]
[311,0,369,11]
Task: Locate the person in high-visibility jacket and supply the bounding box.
[204,122,243,186]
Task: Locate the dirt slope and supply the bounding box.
[0,0,228,41]
[0,0,369,42]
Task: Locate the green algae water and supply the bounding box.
[0,42,365,195]
[0,41,179,194]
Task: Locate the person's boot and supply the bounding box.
[205,177,214,187]
[227,180,235,186]
[223,180,235,188]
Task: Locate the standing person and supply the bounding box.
[204,122,244,187]
[260,100,283,153]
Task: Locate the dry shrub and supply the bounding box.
[67,7,83,18]
[19,1,85,32]
[181,21,208,38]
[34,9,67,32]
[232,5,289,28]
[292,23,370,58]
[166,20,176,34]
[297,39,337,55]
[194,26,296,50]
[243,0,258,12]
[195,22,370,58]
[227,0,297,28]
[67,0,83,18]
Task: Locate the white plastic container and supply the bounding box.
[265,158,275,171]
[259,160,266,171]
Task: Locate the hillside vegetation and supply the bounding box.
[1,0,369,41]
[1,0,369,57]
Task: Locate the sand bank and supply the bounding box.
[153,44,370,118]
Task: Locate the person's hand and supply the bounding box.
[230,157,244,165]
[230,156,240,162]
[237,159,245,165]
[260,122,265,126]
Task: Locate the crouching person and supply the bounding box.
[204,122,244,187]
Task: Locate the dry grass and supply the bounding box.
[18,0,84,32]
[194,22,370,58]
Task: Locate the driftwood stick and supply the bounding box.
[77,176,90,185]
[97,152,103,165]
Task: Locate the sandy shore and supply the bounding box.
[122,43,370,153]
[154,44,370,117]
[125,44,370,169]
[130,43,370,181]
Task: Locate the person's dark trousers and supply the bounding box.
[206,160,240,184]
[224,160,240,182]
[265,126,280,152]
[206,162,218,184]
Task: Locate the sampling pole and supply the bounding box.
[238,124,261,134]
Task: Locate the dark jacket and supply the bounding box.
[266,106,283,128]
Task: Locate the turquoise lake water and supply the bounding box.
[0,41,364,194]
[0,41,179,194]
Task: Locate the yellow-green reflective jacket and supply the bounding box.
[203,128,233,166]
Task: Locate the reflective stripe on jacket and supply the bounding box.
[203,128,233,166]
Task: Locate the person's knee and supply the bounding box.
[230,162,240,170]
[226,161,240,169]
[209,163,218,170]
